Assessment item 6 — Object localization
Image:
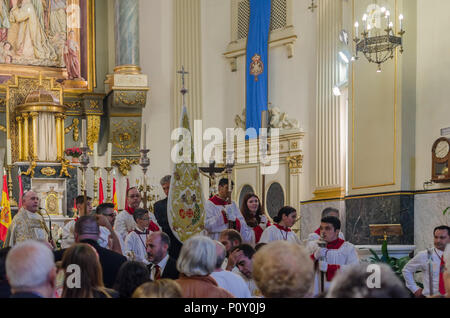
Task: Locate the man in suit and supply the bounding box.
[6,241,57,298]
[154,175,182,260]
[54,216,127,289]
[146,231,179,280]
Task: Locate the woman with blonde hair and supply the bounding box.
[132,279,182,298]
[61,243,118,298]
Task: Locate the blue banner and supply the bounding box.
[246,0,271,137]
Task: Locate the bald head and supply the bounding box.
[22,191,40,213]
[74,216,100,242]
[214,241,226,270]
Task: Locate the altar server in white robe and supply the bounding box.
[402,225,450,297]
[307,207,345,242]
[259,206,301,244]
[114,187,159,242]
[61,195,93,249]
[204,178,252,243]
[124,208,153,264]
[308,216,359,296]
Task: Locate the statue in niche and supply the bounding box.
[234,108,246,129]
[269,106,300,131]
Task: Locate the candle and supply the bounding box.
[142,124,147,149]
[6,139,12,165]
[93,143,98,167]
[106,143,112,168]
[354,21,359,37]
[399,14,404,30]
[385,10,390,27]
[81,119,87,146]
[362,14,368,31]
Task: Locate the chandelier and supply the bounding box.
[353,6,405,72]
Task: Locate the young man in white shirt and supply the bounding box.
[402,225,450,297]
[124,208,151,264]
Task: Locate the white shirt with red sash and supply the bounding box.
[239,215,271,246]
[124,227,151,264]
[204,195,252,243]
[114,207,160,242]
[309,238,359,296]
[259,224,301,244]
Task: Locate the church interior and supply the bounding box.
[0,0,449,299]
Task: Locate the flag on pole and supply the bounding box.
[18,168,23,209]
[98,177,104,205]
[124,178,130,210]
[0,174,12,243]
[113,178,118,212]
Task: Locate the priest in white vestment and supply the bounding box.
[124,209,152,264]
[4,191,51,247]
[259,206,301,244]
[204,178,252,243]
[308,216,359,296]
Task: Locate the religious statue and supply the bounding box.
[59,158,73,178]
[269,106,300,131]
[21,160,37,179]
[42,186,63,215]
[64,29,81,79]
[234,108,246,129]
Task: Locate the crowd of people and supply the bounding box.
[0,175,449,298]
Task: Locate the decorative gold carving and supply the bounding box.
[112,120,140,154]
[41,167,57,177]
[89,100,100,109]
[65,101,82,109]
[291,141,298,150]
[287,155,303,173]
[112,158,139,176]
[114,65,142,75]
[59,158,73,178]
[87,115,101,150]
[65,118,80,142]
[21,161,37,179]
[0,125,6,132]
[0,98,6,107]
[114,92,146,106]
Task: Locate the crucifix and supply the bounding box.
[199,161,225,198]
[177,66,189,99]
[308,0,317,13]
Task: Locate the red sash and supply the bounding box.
[274,223,291,232]
[148,221,160,232]
[314,227,321,235]
[325,238,345,281]
[439,255,446,295]
[125,206,135,215]
[253,226,263,243]
[209,195,230,225]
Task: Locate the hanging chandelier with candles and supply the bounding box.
[353,6,405,72]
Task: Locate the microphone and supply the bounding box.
[39,207,53,242]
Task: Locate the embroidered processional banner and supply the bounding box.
[168,106,205,243]
[246,0,271,136]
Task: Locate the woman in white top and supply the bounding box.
[259,206,301,244]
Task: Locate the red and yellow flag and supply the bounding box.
[112,178,118,212]
[0,175,12,242]
[98,177,104,205]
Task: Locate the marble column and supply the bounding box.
[114,0,140,68]
[314,0,346,200]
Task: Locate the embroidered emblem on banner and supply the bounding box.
[250,54,264,82]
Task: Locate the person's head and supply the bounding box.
[233,244,256,279]
[5,55,12,64]
[127,187,141,209]
[444,244,450,296]
[76,195,93,216]
[320,216,341,243]
[219,229,242,256]
[132,279,182,298]
[96,203,116,226]
[321,207,340,219]
[253,241,314,298]
[218,178,234,198]
[273,206,297,228]
[214,241,226,270]
[241,193,263,225]
[160,175,171,197]
[74,216,100,242]
[133,208,150,230]
[3,42,11,51]
[22,191,40,213]
[61,243,103,298]
[326,263,410,298]
[114,261,150,298]
[6,241,56,298]
[433,226,450,251]
[0,247,11,282]
[146,231,170,264]
[176,235,216,277]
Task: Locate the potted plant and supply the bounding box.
[65,147,82,163]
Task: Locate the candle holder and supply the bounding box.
[139,149,151,209]
[105,167,113,203]
[6,165,17,207]
[78,147,90,215]
[91,167,100,207]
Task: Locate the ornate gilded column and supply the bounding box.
[114,0,140,69]
[22,113,30,160]
[55,114,63,160]
[16,116,23,161]
[30,112,39,161]
[61,114,66,157]
[314,0,346,199]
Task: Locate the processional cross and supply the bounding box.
[177,66,189,100]
[199,161,226,199]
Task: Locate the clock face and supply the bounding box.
[435,140,450,159]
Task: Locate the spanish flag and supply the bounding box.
[113,178,118,212]
[98,177,104,205]
[0,175,11,243]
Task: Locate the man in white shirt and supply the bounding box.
[402,225,450,297]
[124,208,151,264]
[219,229,242,271]
[211,241,252,298]
[309,216,359,296]
[146,231,179,280]
[308,207,345,242]
[204,179,252,243]
[95,203,124,254]
[60,195,92,249]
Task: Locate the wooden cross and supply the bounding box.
[308,0,317,12]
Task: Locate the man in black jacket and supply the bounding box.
[154,175,182,260]
[146,231,179,280]
[54,216,127,289]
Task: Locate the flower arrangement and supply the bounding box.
[65,147,82,158]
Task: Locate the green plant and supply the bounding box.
[444,207,450,216]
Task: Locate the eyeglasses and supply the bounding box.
[104,214,115,217]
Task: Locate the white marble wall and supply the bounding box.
[414,191,450,252]
[300,199,346,241]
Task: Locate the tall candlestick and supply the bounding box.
[81,119,86,146]
[142,124,147,149]
[6,139,12,165]
[107,143,112,168]
[93,143,98,167]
